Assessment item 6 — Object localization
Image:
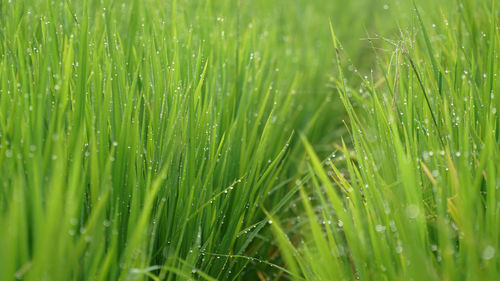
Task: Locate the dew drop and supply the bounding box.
[482,245,495,260]
[375,224,386,232]
[406,204,419,219]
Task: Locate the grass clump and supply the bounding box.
[271,1,499,280]
[0,0,497,280]
[0,0,339,279]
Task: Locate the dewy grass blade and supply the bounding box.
[0,0,497,280]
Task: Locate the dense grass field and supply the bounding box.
[0,0,498,280]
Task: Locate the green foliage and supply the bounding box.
[0,0,497,280]
[0,0,340,279]
[271,0,500,280]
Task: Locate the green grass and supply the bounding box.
[270,1,499,280]
[0,0,498,280]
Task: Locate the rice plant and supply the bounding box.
[270,0,499,280]
[0,0,497,280]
